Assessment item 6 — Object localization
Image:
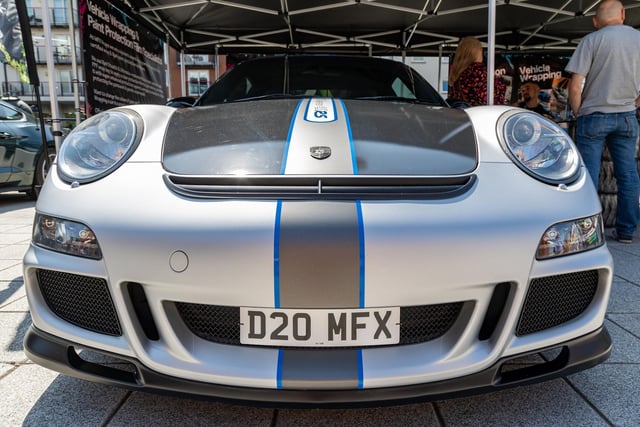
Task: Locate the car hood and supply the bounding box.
[162,98,477,176]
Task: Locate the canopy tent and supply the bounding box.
[110,0,640,56]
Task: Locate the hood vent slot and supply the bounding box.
[164,174,476,200]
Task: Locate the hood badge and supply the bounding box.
[310,146,332,160]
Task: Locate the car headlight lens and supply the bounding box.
[57,109,142,183]
[537,214,604,260]
[499,111,580,184]
[33,214,102,259]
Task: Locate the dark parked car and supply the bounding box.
[0,99,55,199]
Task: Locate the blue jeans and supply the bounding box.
[576,111,640,236]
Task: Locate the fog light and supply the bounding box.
[33,214,102,259]
[537,214,604,260]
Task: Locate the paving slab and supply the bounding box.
[607,313,640,338]
[0,245,29,261]
[108,392,275,427]
[0,263,25,281]
[0,362,14,377]
[607,279,640,314]
[568,364,640,427]
[604,318,640,364]
[608,248,640,283]
[0,364,128,427]
[0,312,31,363]
[435,379,609,427]
[276,404,438,427]
[0,278,26,310]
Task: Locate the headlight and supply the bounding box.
[498,111,580,184]
[537,215,604,260]
[33,214,102,259]
[57,109,142,183]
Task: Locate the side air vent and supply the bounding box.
[126,283,160,341]
[479,282,513,341]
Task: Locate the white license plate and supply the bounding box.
[240,307,400,347]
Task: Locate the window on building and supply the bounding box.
[53,34,71,63]
[52,0,69,25]
[58,70,73,96]
[188,71,210,96]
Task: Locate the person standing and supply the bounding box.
[514,82,553,118]
[448,37,506,107]
[566,0,640,243]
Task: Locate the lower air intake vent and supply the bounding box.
[36,269,122,336]
[176,302,464,347]
[516,270,599,336]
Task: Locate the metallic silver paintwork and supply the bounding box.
[24,102,613,394]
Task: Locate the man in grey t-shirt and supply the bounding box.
[566,0,640,243]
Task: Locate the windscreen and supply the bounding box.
[196,55,446,106]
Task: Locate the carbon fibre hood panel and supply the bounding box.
[162,98,477,176]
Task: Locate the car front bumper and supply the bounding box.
[24,324,611,408]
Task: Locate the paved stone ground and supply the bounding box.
[1,191,638,427]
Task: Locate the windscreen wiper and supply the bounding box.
[352,96,441,105]
[232,93,308,102]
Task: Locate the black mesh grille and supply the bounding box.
[36,269,122,336]
[175,303,240,345]
[176,302,464,347]
[516,270,599,336]
[400,303,463,344]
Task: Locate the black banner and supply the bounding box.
[495,54,572,120]
[79,0,166,115]
[0,0,28,82]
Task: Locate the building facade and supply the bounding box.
[3,0,225,127]
[2,0,82,126]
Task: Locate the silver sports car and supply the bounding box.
[23,55,612,407]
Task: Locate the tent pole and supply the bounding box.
[180,31,186,97]
[67,0,81,125]
[402,31,406,63]
[438,44,443,96]
[165,35,171,99]
[180,50,186,97]
[215,45,219,80]
[487,0,496,105]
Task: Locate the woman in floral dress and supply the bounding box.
[448,37,506,107]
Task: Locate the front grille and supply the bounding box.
[516,270,599,336]
[176,302,464,347]
[36,269,122,336]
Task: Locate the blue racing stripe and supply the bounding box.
[339,99,358,174]
[277,348,284,389]
[340,100,365,308]
[274,200,282,308]
[357,349,364,389]
[356,200,365,308]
